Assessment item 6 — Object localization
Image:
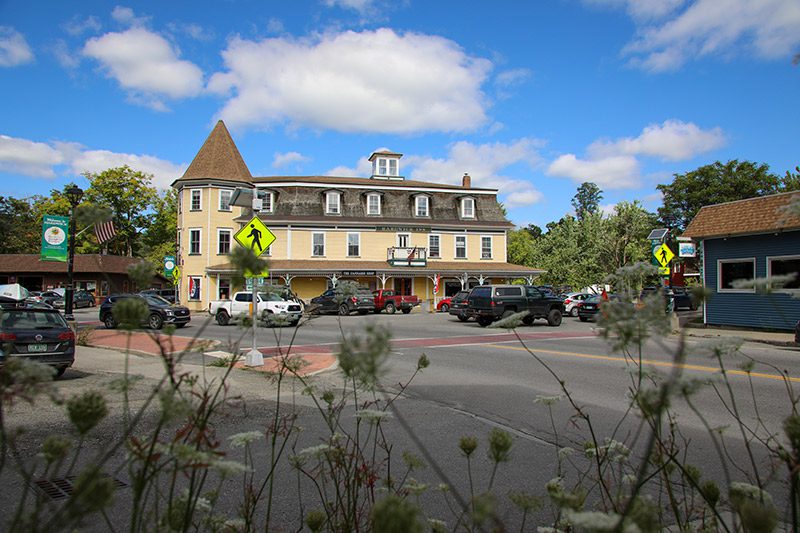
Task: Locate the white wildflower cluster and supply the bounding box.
[211,459,252,477]
[700,337,744,359]
[354,408,392,422]
[564,510,625,532]
[298,443,334,459]
[729,481,773,505]
[228,431,263,448]
[600,439,631,463]
[534,394,563,406]
[558,447,575,460]
[403,478,428,495]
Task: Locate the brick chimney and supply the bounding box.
[462,173,471,188]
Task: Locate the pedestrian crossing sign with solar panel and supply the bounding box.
[234,217,276,257]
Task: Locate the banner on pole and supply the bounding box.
[41,215,69,262]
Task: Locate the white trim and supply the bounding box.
[428,233,441,258]
[261,191,274,213]
[455,235,467,259]
[217,228,232,255]
[766,254,800,293]
[367,193,381,215]
[312,231,326,257]
[415,195,430,217]
[218,188,233,211]
[325,191,341,215]
[347,232,360,257]
[480,235,492,259]
[396,233,410,248]
[717,257,756,293]
[190,188,202,211]
[254,180,498,195]
[461,197,476,218]
[287,225,292,259]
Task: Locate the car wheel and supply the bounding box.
[579,316,588,322]
[522,315,534,326]
[176,323,186,328]
[440,303,449,313]
[216,311,230,326]
[570,307,579,317]
[385,302,396,314]
[546,309,562,327]
[148,313,164,330]
[401,308,411,314]
[338,304,349,316]
[55,365,68,378]
[103,314,117,329]
[457,314,469,322]
[477,316,493,327]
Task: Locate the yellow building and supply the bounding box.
[172,121,542,311]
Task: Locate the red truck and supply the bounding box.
[372,289,420,314]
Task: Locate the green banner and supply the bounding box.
[41,215,69,262]
[163,255,176,278]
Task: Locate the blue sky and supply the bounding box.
[1,0,798,228]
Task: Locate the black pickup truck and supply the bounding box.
[467,284,565,327]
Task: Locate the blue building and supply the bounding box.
[683,191,800,331]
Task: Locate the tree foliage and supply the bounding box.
[140,189,177,268]
[656,160,800,231]
[571,182,603,221]
[0,196,40,254]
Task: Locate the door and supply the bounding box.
[526,286,546,316]
[394,278,412,296]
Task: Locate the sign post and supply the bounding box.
[234,217,277,367]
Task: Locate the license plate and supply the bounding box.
[28,344,48,353]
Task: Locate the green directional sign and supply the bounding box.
[41,215,69,262]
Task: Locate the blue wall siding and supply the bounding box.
[703,231,800,330]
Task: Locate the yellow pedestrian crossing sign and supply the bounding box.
[172,266,181,283]
[654,243,674,267]
[234,216,276,257]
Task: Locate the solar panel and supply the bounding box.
[647,228,669,240]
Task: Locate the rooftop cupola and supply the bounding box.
[368,150,403,180]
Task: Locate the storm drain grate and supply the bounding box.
[33,474,127,501]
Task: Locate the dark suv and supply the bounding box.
[99,294,191,330]
[140,288,177,304]
[467,284,565,327]
[310,288,375,315]
[447,290,471,322]
[1,302,75,377]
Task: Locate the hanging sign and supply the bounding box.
[678,242,696,258]
[41,215,69,262]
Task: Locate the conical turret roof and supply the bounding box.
[176,120,252,184]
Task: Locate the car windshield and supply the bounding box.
[143,294,171,306]
[259,293,285,302]
[1,309,68,329]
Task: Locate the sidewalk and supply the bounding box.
[680,323,797,347]
[85,328,339,376]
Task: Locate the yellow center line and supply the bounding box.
[481,344,799,383]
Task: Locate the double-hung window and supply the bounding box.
[326,192,341,215]
[190,189,202,211]
[367,193,381,215]
[218,229,231,255]
[415,196,429,217]
[189,229,201,255]
[455,235,467,259]
[481,236,492,259]
[717,258,755,292]
[219,189,232,211]
[261,191,274,213]
[461,197,475,218]
[428,234,440,258]
[312,232,325,257]
[768,255,800,291]
[347,233,360,257]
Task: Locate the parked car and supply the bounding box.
[208,291,302,327]
[640,286,698,312]
[437,291,468,313]
[577,294,622,322]
[467,284,564,327]
[562,292,593,317]
[309,287,375,315]
[99,294,191,330]
[0,301,75,377]
[446,290,471,321]
[140,288,177,304]
[53,290,96,309]
[372,289,420,314]
[28,290,63,306]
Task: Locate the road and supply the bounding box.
[5,306,799,529]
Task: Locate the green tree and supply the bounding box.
[507,228,536,267]
[656,160,800,231]
[523,224,543,240]
[571,182,603,221]
[600,201,657,272]
[82,166,158,257]
[140,189,177,268]
[0,196,40,254]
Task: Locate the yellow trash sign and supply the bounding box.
[234,216,276,257]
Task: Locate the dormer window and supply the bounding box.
[367,193,381,216]
[261,191,274,213]
[415,195,430,217]
[326,191,341,215]
[461,197,476,218]
[369,151,403,180]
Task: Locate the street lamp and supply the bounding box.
[64,184,84,322]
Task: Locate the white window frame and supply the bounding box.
[347,232,360,257]
[367,193,381,216]
[219,189,233,212]
[461,197,475,218]
[428,234,441,258]
[312,232,326,257]
[326,192,341,215]
[378,158,387,175]
[455,235,467,259]
[260,191,274,213]
[189,228,202,255]
[481,235,492,259]
[717,257,756,293]
[190,189,202,211]
[217,228,232,255]
[767,254,800,293]
[397,233,410,248]
[415,195,429,217]
[388,159,397,176]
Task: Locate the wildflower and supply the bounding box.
[428,518,448,533]
[564,510,622,532]
[305,510,327,532]
[784,413,800,454]
[729,482,777,532]
[534,394,563,405]
[416,353,430,370]
[298,443,334,459]
[41,435,71,463]
[370,494,424,533]
[488,428,513,463]
[211,459,251,477]
[402,451,425,470]
[66,390,108,435]
[228,431,263,448]
[355,409,392,422]
[337,324,392,389]
[508,490,541,511]
[66,466,116,518]
[459,436,478,457]
[557,447,575,460]
[404,478,428,496]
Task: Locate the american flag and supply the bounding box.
[94,220,116,244]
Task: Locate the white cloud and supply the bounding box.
[111,6,150,27]
[0,134,184,189]
[620,0,800,71]
[588,119,725,161]
[52,39,81,69]
[272,151,309,169]
[0,26,34,67]
[208,28,492,133]
[547,154,641,189]
[322,0,376,14]
[83,27,204,109]
[586,0,686,21]
[62,15,102,36]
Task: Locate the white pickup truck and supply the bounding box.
[208,291,302,327]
